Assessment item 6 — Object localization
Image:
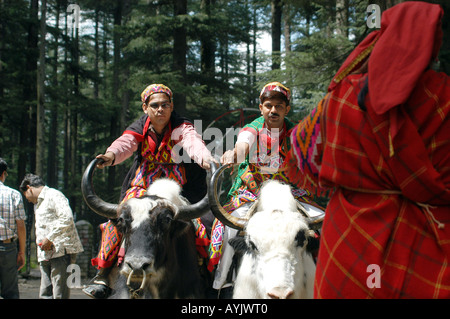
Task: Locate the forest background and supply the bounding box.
[1,0,449,231]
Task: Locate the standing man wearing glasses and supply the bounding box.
[84,83,216,298]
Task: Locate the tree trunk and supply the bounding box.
[19,0,39,186]
[120,0,131,132]
[173,0,187,115]
[107,0,123,198]
[283,1,291,53]
[63,0,69,192]
[102,12,109,100]
[200,0,215,93]
[219,32,229,110]
[252,4,257,107]
[71,13,80,210]
[36,0,46,177]
[271,0,282,70]
[94,8,100,100]
[336,0,349,38]
[47,0,61,188]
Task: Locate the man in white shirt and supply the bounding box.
[20,174,83,299]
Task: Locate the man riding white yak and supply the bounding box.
[209,82,325,298]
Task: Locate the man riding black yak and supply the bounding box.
[82,84,217,298]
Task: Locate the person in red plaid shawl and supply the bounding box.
[286,2,450,298]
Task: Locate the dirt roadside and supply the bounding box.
[17,268,91,299]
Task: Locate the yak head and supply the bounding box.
[114,180,194,294]
[229,180,320,299]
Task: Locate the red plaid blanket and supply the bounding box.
[288,70,450,298]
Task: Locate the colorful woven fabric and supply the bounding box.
[225,116,298,205]
[92,113,209,270]
[208,218,225,272]
[207,115,317,271]
[286,99,327,198]
[122,161,186,202]
[193,218,210,259]
[121,117,187,201]
[140,83,173,103]
[91,221,122,269]
[286,3,450,298]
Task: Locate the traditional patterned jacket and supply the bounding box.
[208,116,315,272]
[91,112,212,269]
[106,112,210,204]
[223,115,312,211]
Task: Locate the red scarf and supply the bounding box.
[330,2,443,156]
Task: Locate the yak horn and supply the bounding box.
[175,162,219,221]
[81,158,119,220]
[208,164,248,230]
[296,201,325,231]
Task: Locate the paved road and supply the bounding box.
[18,268,91,299]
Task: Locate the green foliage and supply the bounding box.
[1,0,449,220]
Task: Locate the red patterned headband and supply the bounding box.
[141,84,173,103]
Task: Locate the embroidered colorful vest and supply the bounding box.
[122,121,187,202]
[223,116,312,212]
